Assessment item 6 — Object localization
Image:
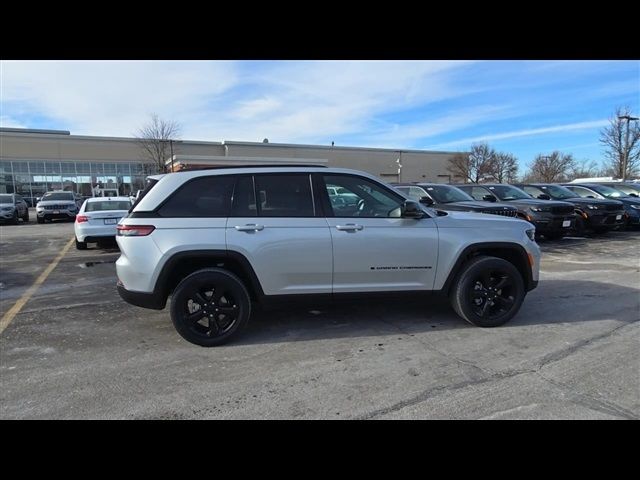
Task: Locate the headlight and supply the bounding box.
[530,206,549,212]
[585,204,599,210]
[525,228,536,241]
[630,204,640,210]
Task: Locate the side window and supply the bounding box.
[409,186,429,201]
[231,176,257,217]
[569,186,596,198]
[158,175,235,217]
[323,174,403,218]
[523,186,542,197]
[254,174,314,217]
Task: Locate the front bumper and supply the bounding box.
[0,209,16,221]
[530,213,575,234]
[37,210,76,220]
[584,211,626,229]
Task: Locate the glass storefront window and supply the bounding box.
[60,162,76,174]
[29,161,45,173]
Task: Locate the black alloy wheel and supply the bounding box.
[450,256,525,328]
[170,268,251,347]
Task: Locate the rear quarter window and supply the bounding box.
[158,175,235,217]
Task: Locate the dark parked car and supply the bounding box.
[456,184,575,240]
[591,182,640,197]
[563,183,640,228]
[393,183,518,217]
[0,193,29,224]
[515,183,625,234]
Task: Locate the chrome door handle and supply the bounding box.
[235,224,264,232]
[336,224,364,231]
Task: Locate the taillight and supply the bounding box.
[116,224,155,236]
[76,215,89,223]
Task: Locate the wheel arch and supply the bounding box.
[440,242,535,295]
[154,250,265,307]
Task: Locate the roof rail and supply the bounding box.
[180,164,328,171]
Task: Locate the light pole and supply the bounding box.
[618,114,639,181]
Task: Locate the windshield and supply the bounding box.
[41,192,75,201]
[539,184,578,199]
[423,185,474,203]
[589,184,629,198]
[0,194,12,203]
[85,200,132,212]
[488,185,531,200]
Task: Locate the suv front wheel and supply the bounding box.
[170,268,251,347]
[450,256,526,328]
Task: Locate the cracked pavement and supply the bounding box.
[1,220,639,419]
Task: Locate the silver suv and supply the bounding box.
[36,191,79,223]
[116,166,540,347]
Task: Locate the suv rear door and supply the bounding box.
[226,173,333,296]
[320,173,439,293]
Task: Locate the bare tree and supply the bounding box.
[134,114,181,174]
[526,152,576,183]
[447,143,497,183]
[567,159,600,180]
[491,152,519,183]
[600,106,640,179]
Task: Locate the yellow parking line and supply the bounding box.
[0,236,75,335]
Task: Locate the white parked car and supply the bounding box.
[74,196,133,250]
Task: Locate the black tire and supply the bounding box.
[37,217,44,224]
[10,211,19,225]
[450,256,526,328]
[22,210,29,222]
[75,238,87,250]
[573,215,586,235]
[170,268,251,347]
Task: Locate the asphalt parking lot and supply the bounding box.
[1,212,638,419]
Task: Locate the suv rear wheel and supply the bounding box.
[450,256,525,328]
[170,268,251,347]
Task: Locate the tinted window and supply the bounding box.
[423,185,473,203]
[86,200,132,212]
[254,174,314,217]
[231,176,257,217]
[323,174,403,218]
[523,186,544,197]
[0,194,12,203]
[460,186,493,201]
[567,186,600,198]
[158,175,235,217]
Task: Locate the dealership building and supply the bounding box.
[0,127,464,201]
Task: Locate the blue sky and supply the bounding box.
[1,60,638,172]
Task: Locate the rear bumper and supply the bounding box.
[117,281,166,310]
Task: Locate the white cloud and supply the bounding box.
[0,60,474,144]
[431,119,610,148]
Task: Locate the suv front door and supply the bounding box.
[226,174,333,296]
[320,173,439,293]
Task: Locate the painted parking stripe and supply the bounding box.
[0,236,75,335]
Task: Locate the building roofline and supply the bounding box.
[1,128,463,155]
[221,140,464,155]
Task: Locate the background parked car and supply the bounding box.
[456,183,575,240]
[592,182,640,197]
[74,196,133,250]
[35,191,79,224]
[393,183,518,217]
[515,183,625,234]
[0,193,29,224]
[562,183,640,228]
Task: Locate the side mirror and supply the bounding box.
[401,200,424,219]
[482,194,497,202]
[537,193,551,200]
[419,196,434,206]
[629,193,638,197]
